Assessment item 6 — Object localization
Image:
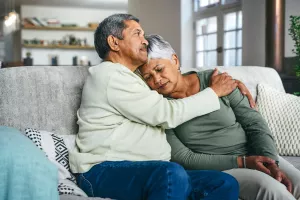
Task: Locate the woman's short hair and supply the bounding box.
[145,34,176,62]
[94,14,139,59]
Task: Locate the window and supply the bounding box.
[196,17,218,67]
[194,0,242,68]
[224,11,242,66]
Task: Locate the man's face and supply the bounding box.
[118,20,149,66]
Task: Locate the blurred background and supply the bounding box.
[0,0,299,93]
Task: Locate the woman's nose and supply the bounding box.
[154,75,161,85]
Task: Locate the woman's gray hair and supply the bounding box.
[145,34,176,62]
[94,14,139,59]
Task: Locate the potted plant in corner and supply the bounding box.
[288,15,300,96]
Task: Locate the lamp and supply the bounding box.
[4,0,20,32]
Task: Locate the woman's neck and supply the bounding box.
[169,73,200,99]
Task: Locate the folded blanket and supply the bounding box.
[0,126,59,200]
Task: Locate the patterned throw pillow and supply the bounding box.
[24,128,87,197]
[256,84,300,156]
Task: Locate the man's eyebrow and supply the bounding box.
[134,28,144,34]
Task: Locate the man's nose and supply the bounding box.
[142,37,149,46]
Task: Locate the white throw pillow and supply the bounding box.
[23,128,87,197]
[256,84,300,156]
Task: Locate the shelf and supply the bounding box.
[22,26,96,31]
[23,44,95,50]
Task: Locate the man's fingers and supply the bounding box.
[212,68,218,77]
[247,98,256,108]
[244,93,255,108]
[256,162,271,175]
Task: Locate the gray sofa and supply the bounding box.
[0,65,299,200]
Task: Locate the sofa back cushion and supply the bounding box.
[0,66,88,135]
[0,65,284,136]
[181,66,285,101]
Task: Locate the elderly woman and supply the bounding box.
[139,34,300,200]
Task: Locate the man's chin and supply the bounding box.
[139,57,148,65]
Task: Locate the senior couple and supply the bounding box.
[70,14,300,200]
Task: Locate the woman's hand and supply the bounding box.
[267,163,293,193]
[238,156,293,193]
[235,80,256,108]
[238,156,275,175]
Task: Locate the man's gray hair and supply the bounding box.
[94,14,139,59]
[145,34,176,61]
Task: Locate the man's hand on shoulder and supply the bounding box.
[209,68,237,97]
[235,80,256,108]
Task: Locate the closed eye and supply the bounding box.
[156,67,164,72]
[135,30,141,36]
[144,75,152,81]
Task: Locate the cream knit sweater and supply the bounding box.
[69,62,220,173]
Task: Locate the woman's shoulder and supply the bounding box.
[196,69,214,77]
[196,69,215,88]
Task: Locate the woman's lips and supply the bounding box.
[158,82,169,90]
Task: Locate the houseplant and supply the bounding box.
[288,15,300,96]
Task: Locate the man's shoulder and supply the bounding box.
[89,62,120,76]
[89,62,135,77]
[87,62,146,89]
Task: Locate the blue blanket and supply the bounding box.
[0,126,59,200]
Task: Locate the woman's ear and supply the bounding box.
[171,54,180,69]
[107,35,120,51]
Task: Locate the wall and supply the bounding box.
[129,0,270,68]
[128,0,183,65]
[21,5,126,65]
[242,0,300,66]
[285,0,300,58]
[0,20,4,62]
[180,0,194,68]
[242,0,266,66]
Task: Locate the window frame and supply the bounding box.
[193,0,242,68]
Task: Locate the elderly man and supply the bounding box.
[70,13,240,200]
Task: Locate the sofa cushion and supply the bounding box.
[23,128,87,197]
[257,83,300,156]
[0,126,59,200]
[181,66,285,101]
[60,195,111,200]
[0,66,88,135]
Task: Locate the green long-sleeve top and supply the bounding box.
[166,70,279,171]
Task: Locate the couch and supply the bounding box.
[0,65,299,200]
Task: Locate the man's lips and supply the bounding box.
[140,48,147,52]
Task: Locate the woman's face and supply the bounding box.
[139,54,181,96]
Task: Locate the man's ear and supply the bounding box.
[107,35,120,51]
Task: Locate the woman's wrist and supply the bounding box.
[237,156,243,168]
[237,156,247,168]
